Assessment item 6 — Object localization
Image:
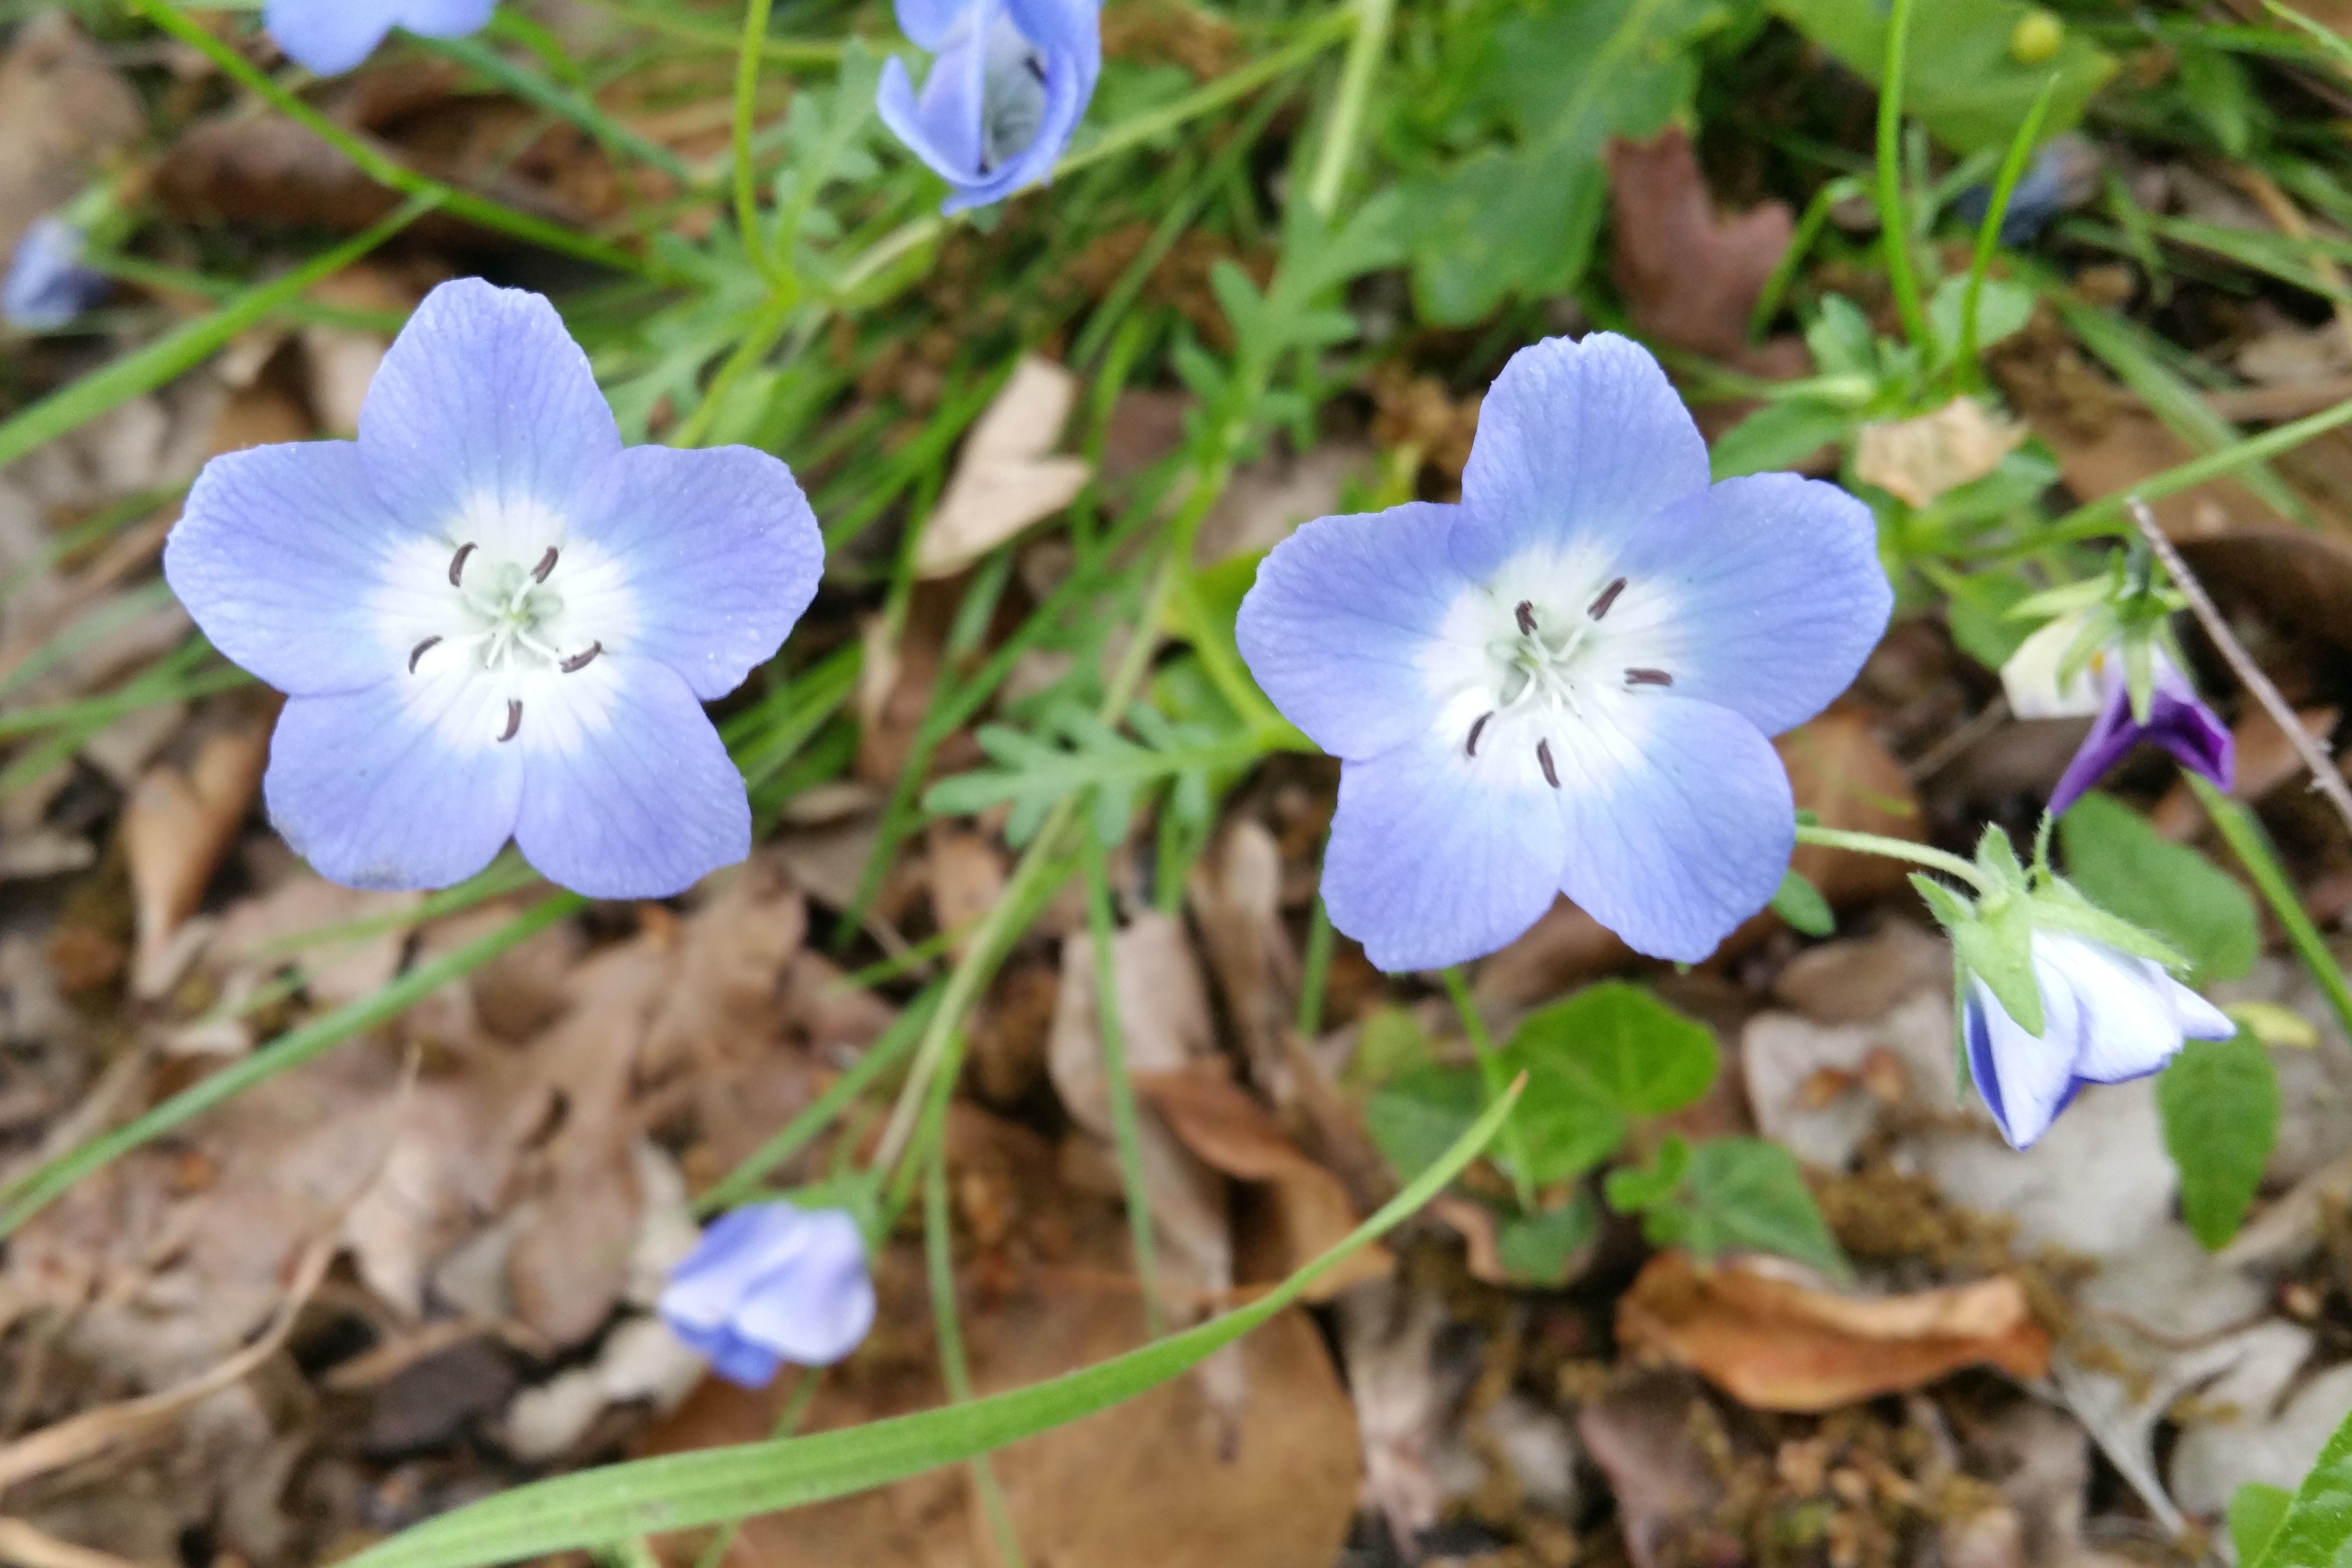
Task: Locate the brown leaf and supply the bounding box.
[1779,707,1923,909]
[0,15,142,259]
[1574,1370,1732,1568]
[1617,1252,2052,1412]
[926,823,1006,959]
[915,356,1090,579]
[1184,820,1299,1103]
[1607,125,1795,361]
[2150,704,2335,838]
[121,715,272,999]
[1855,398,2027,509]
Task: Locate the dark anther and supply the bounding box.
[1625,668,1674,687]
[1536,738,1561,789]
[532,546,559,583]
[1024,54,1046,83]
[560,641,603,675]
[498,700,522,743]
[1588,577,1627,620]
[1514,600,1537,636]
[448,542,477,586]
[1466,711,1492,758]
[408,635,442,673]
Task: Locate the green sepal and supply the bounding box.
[2123,632,2156,727]
[1908,860,2044,1038]
[2027,870,2192,971]
[2006,576,2111,620]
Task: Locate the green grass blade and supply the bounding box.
[2187,773,2352,1046]
[1957,74,2058,382]
[1873,0,1929,348]
[1085,842,1165,1340]
[413,32,695,183]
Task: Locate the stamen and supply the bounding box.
[560,641,603,674]
[498,700,522,743]
[1024,54,1046,84]
[1588,578,1627,620]
[1625,668,1674,687]
[448,542,476,586]
[407,635,441,673]
[532,546,559,583]
[1466,711,1492,758]
[1536,738,1560,789]
[1514,600,1537,636]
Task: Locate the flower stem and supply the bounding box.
[1794,823,1987,892]
[1306,0,1396,218]
[1873,0,1930,349]
[1441,967,1533,1211]
[732,0,782,285]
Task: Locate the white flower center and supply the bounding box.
[978,14,1048,174]
[398,531,612,747]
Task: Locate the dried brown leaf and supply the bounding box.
[1856,398,2027,509]
[122,716,272,999]
[1607,125,1795,360]
[0,16,141,259]
[915,356,1090,579]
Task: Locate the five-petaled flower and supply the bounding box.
[1966,930,2233,1149]
[3,216,107,332]
[658,1203,876,1387]
[263,0,496,76]
[164,278,821,899]
[1236,332,1891,972]
[878,0,1101,213]
[2001,614,2233,818]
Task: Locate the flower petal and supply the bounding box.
[2048,648,2234,817]
[563,444,821,701]
[1966,973,2081,1149]
[166,441,429,697]
[4,217,105,331]
[1322,732,1568,973]
[1448,333,1710,583]
[877,38,987,188]
[512,654,749,899]
[658,1206,799,1335]
[358,279,620,542]
[1600,473,1890,736]
[2045,935,2230,1084]
[263,0,401,74]
[1236,502,1469,760]
[264,676,523,891]
[895,0,970,54]
[1552,695,1793,963]
[732,1210,876,1366]
[392,0,498,38]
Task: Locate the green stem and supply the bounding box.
[1957,74,2058,383]
[925,1141,1029,1568]
[1306,0,1394,218]
[1873,0,1930,349]
[1442,966,1532,1210]
[414,32,694,183]
[1795,823,1988,890]
[2186,773,2352,1046]
[1086,844,1166,1341]
[1296,889,1335,1039]
[732,0,781,283]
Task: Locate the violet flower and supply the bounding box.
[878,0,1100,213]
[1966,930,2233,1148]
[264,0,495,76]
[658,1204,876,1387]
[2,217,107,332]
[1236,332,1891,972]
[2047,642,2233,818]
[164,279,820,898]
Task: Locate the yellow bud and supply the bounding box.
[2011,9,2063,66]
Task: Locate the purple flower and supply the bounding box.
[1237,333,1891,972]
[164,279,820,898]
[1966,931,2233,1148]
[2048,643,2233,819]
[658,1204,876,1387]
[3,217,107,331]
[878,0,1100,213]
[264,0,495,76]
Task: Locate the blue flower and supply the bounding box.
[877,0,1100,213]
[1236,333,1890,972]
[163,278,821,899]
[3,217,107,332]
[1966,930,2233,1149]
[2049,643,2232,819]
[263,0,496,76]
[658,1204,876,1387]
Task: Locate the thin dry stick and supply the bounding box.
[2127,496,2352,836]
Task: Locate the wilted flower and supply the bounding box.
[878,0,1100,213]
[2,216,106,331]
[1236,332,1891,972]
[1966,930,2233,1148]
[2001,613,2233,818]
[658,1204,876,1387]
[263,0,496,76]
[164,278,821,898]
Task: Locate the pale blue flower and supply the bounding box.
[164,278,820,899]
[264,0,495,76]
[658,1204,876,1387]
[878,0,1100,213]
[3,217,106,331]
[1966,930,2233,1149]
[1236,332,1891,972]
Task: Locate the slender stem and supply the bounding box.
[1958,74,2057,383]
[1296,888,1335,1038]
[2129,498,2352,838]
[1086,844,1167,1340]
[2186,773,2352,1046]
[1057,13,1352,179]
[926,1140,1029,1568]
[733,0,780,283]
[1441,967,1532,1210]
[1794,823,1988,890]
[1306,0,1395,218]
[1873,0,1930,349]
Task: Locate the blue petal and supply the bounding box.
[264,676,522,891]
[358,279,619,543]
[564,445,820,702]
[2049,649,2234,818]
[659,1205,805,1332]
[701,1327,784,1389]
[2049,935,2230,1085]
[1967,969,2082,1149]
[166,441,426,698]
[2,218,106,331]
[1236,502,1467,760]
[895,0,971,53]
[732,1210,876,1366]
[264,0,402,74]
[1323,734,1567,973]
[877,35,988,190]
[1601,473,1891,736]
[876,0,1098,212]
[393,0,498,38]
[1448,333,1710,583]
[1552,695,1793,963]
[511,654,749,899]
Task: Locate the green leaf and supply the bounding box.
[1500,983,1716,1184]
[1649,1137,1850,1279]
[1941,563,2040,670]
[1400,148,1604,325]
[2158,1034,2279,1250]
[2231,1482,2292,1566]
[339,1083,1522,1568]
[2247,1406,2352,1568]
[1771,869,1837,938]
[1709,398,1858,480]
[1496,1193,1601,1287]
[1767,0,2116,154]
[1341,1006,1438,1093]
[1364,1064,1484,1180]
[1927,275,2036,361]
[2060,792,2258,983]
[1602,1133,1692,1212]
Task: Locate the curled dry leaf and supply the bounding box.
[1617,1252,2052,1412]
[1606,125,1795,362]
[1779,707,1924,909]
[925,822,1006,960]
[1185,819,1300,1104]
[1856,398,2027,509]
[122,715,273,999]
[915,355,1091,579]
